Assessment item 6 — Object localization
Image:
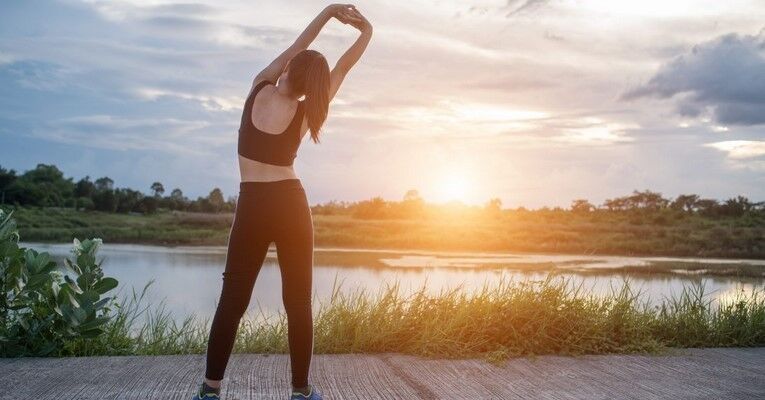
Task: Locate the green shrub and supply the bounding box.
[0,210,119,356]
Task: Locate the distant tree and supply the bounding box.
[165,188,187,211]
[399,189,426,218]
[138,196,159,214]
[719,196,752,217]
[695,199,719,217]
[403,189,421,202]
[5,164,74,207]
[312,200,350,215]
[77,196,95,211]
[115,188,144,213]
[484,197,503,216]
[208,188,225,213]
[151,182,165,197]
[0,166,16,190]
[74,176,96,199]
[92,188,117,213]
[94,177,114,191]
[353,197,389,219]
[670,194,699,212]
[603,197,628,211]
[0,166,18,204]
[223,195,237,212]
[626,190,669,210]
[571,199,595,213]
[604,190,669,211]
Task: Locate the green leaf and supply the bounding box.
[26,273,50,289]
[93,297,112,310]
[64,275,84,294]
[66,290,81,308]
[79,290,100,305]
[93,278,119,295]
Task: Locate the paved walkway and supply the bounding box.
[1,348,763,399]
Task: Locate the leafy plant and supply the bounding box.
[0,209,119,356]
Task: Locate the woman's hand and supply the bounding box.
[325,4,355,20]
[339,7,372,33]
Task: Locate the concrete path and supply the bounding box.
[1,348,763,400]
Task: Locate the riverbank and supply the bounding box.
[2,349,763,399]
[7,206,765,259]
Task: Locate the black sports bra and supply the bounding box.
[238,80,305,166]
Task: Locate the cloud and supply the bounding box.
[36,115,224,154]
[505,0,551,17]
[705,140,765,159]
[705,140,765,170]
[623,30,765,126]
[0,51,15,65]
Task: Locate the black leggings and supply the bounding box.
[205,179,314,387]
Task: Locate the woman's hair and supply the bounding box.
[286,49,330,143]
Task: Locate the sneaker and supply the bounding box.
[290,384,323,400]
[192,383,220,400]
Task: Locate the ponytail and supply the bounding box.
[287,50,330,143]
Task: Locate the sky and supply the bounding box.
[0,0,764,207]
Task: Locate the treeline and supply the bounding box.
[313,189,765,220]
[0,164,235,214]
[1,163,763,220]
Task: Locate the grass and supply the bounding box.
[62,276,765,362]
[7,206,765,258]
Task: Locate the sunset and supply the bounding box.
[1,1,764,399]
[2,0,764,207]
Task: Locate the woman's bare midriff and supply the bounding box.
[238,155,298,182]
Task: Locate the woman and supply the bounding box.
[192,4,372,400]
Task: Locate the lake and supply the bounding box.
[22,242,765,321]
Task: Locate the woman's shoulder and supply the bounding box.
[248,79,275,99]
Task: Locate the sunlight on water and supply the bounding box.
[23,242,765,321]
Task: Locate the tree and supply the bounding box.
[670,194,699,212]
[166,187,187,211]
[115,188,143,213]
[353,197,389,219]
[0,166,16,190]
[208,188,225,213]
[571,199,595,213]
[170,188,184,200]
[403,189,421,202]
[0,166,17,204]
[695,199,719,217]
[74,176,96,199]
[92,190,117,213]
[603,197,626,211]
[138,196,159,214]
[5,164,74,207]
[94,177,114,191]
[485,197,502,213]
[719,196,752,217]
[151,182,165,197]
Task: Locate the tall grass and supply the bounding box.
[66,276,765,361]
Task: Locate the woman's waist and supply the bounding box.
[239,178,303,192]
[239,155,298,180]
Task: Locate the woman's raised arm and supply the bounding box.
[254,4,354,85]
[329,8,373,101]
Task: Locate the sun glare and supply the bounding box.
[435,170,471,203]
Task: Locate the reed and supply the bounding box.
[69,275,765,361]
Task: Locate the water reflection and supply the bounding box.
[22,242,764,321]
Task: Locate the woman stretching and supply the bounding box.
[192,4,372,400]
